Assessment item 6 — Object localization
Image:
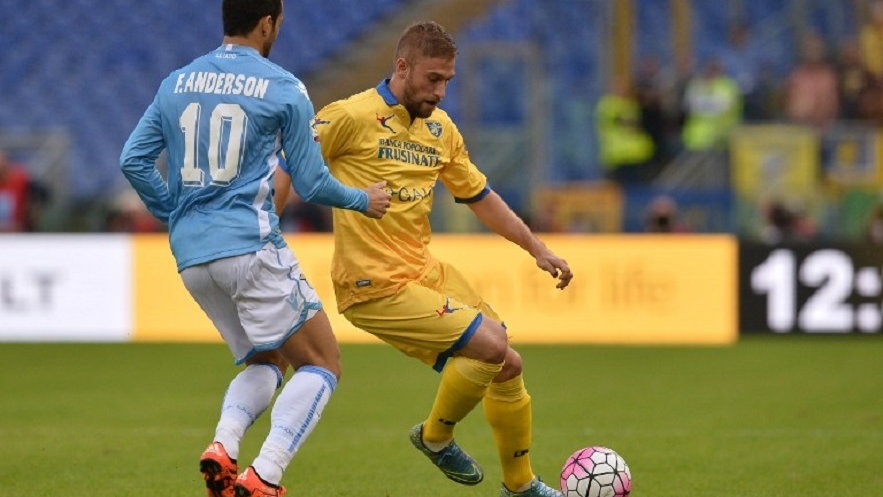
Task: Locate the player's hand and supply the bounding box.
[362,181,391,219]
[535,249,573,289]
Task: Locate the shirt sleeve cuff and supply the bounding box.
[454,185,491,204]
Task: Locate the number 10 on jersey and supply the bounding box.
[179,102,248,187]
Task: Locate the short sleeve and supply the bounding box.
[314,100,356,164]
[438,120,490,203]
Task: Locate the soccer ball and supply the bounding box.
[559,446,632,497]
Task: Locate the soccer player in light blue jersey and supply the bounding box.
[120,1,390,496]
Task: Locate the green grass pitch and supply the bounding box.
[1,336,881,496]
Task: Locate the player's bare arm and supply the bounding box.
[468,190,573,289]
[273,165,390,219]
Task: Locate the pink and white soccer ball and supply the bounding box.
[559,446,632,497]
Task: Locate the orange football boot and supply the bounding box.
[199,442,239,497]
[233,467,287,497]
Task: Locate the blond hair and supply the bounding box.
[395,21,458,61]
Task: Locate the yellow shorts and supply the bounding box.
[343,261,503,371]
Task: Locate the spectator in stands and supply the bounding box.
[644,195,689,233]
[864,203,883,244]
[720,22,762,99]
[634,57,673,172]
[596,77,655,184]
[681,57,742,151]
[760,198,816,244]
[859,75,883,124]
[104,189,163,232]
[664,55,695,149]
[859,7,883,124]
[0,150,32,232]
[835,39,871,121]
[860,1,883,79]
[719,23,784,122]
[744,59,784,121]
[785,34,839,130]
[25,179,50,231]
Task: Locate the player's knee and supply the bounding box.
[308,349,342,380]
[326,360,342,381]
[498,348,523,380]
[486,340,508,364]
[458,317,508,364]
[477,321,509,364]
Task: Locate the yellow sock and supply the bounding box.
[483,374,535,491]
[422,357,503,445]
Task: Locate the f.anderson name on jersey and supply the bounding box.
[173,71,270,99]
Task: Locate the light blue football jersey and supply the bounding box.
[121,44,367,271]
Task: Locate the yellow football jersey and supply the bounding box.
[315,80,489,312]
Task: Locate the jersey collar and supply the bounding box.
[216,44,262,57]
[376,79,399,106]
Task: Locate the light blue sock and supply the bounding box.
[214,363,283,460]
[251,366,337,485]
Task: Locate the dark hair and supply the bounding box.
[395,21,458,61]
[223,0,283,37]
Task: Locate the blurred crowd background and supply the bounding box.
[2,0,883,243]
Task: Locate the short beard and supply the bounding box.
[402,79,436,119]
[405,101,434,119]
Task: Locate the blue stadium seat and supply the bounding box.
[446,0,607,186]
[635,0,671,61]
[0,0,859,211]
[0,0,410,199]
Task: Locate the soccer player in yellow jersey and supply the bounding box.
[277,21,572,497]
